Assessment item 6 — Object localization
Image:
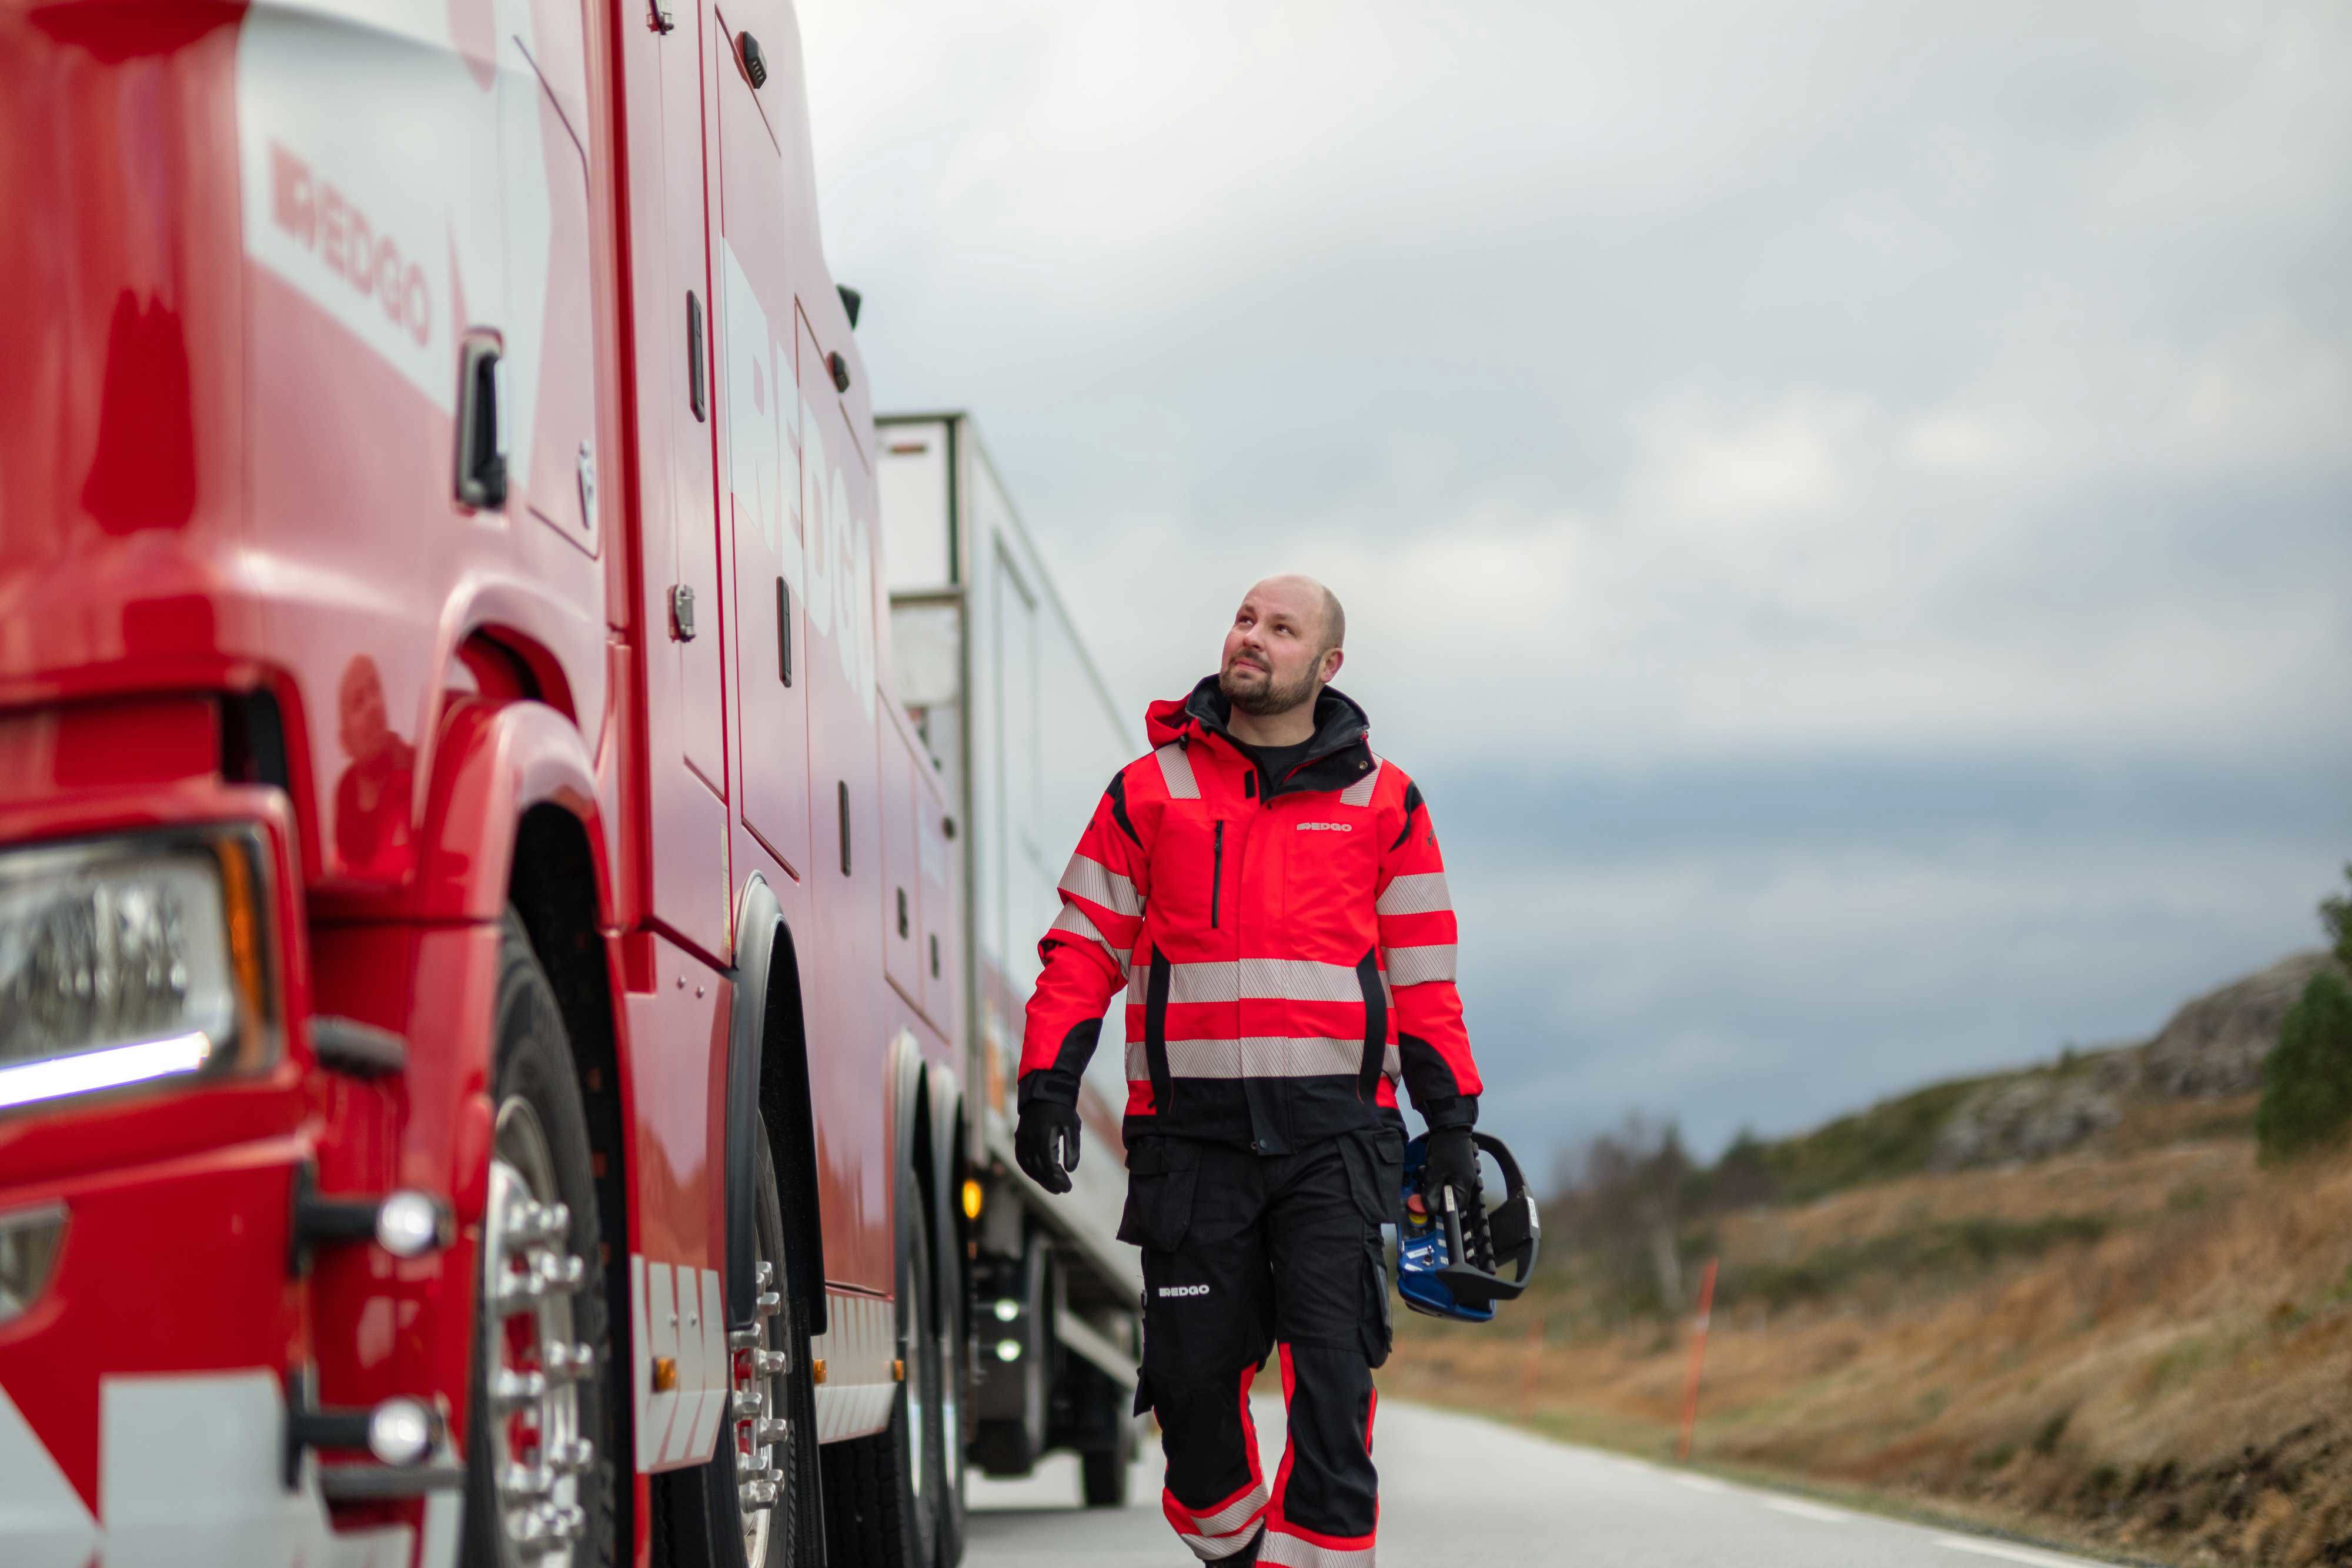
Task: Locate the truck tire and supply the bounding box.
[662,1116,823,1567]
[1074,1355,1137,1509]
[823,1195,941,1568]
[928,1164,969,1566]
[1080,1437,1132,1510]
[462,915,619,1568]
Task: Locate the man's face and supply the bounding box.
[1219,581,1331,717]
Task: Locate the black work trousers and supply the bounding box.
[1121,1128,1401,1566]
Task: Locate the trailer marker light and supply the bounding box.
[995,1339,1023,1363]
[993,1298,1020,1323]
[961,1179,983,1221]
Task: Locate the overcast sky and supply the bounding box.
[801,0,2352,1164]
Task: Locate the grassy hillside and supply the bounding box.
[1388,1094,2352,1565]
[1752,1072,2003,1201]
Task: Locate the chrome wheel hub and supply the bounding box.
[486,1097,596,1564]
[732,1258,788,1560]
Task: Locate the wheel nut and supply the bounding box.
[731,1388,766,1419]
[547,1437,596,1473]
[500,1463,554,1500]
[492,1369,549,1409]
[543,1340,595,1382]
[754,1348,788,1377]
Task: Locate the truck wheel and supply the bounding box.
[823,1195,941,1568]
[462,915,618,1568]
[927,1188,968,1566]
[664,1116,823,1567]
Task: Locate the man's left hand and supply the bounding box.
[1421,1125,1481,1213]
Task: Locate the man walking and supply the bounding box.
[1015,575,1486,1566]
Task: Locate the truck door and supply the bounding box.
[619,0,731,958]
[713,7,810,881]
[499,0,600,557]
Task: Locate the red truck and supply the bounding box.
[0,1,984,1564]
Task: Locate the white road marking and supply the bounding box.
[1763,1497,1853,1523]
[1672,1474,1730,1493]
[1936,1535,2107,1567]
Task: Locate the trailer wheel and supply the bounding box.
[822,1193,941,1567]
[1080,1432,1134,1510]
[1073,1355,1137,1509]
[662,1116,822,1567]
[462,915,619,1568]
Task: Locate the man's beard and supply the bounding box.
[1220,658,1318,718]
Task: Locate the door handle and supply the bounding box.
[453,332,507,510]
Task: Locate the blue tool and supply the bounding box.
[1396,1131,1540,1322]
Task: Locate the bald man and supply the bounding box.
[1016,576,1487,1567]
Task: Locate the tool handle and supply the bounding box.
[1441,1185,1466,1269]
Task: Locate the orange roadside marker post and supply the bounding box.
[1675,1257,1720,1462]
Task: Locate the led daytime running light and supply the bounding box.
[0,1032,212,1111]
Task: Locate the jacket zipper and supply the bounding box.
[1210,821,1224,928]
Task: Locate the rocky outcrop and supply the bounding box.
[2130,951,2342,1098]
[1929,1072,2122,1171]
[1926,951,2343,1171]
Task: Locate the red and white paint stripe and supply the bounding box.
[630,1255,729,1472]
[0,1372,450,1568]
[811,1290,897,1443]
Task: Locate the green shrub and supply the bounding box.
[2256,968,2352,1161]
[2255,864,2352,1162]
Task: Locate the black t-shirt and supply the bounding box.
[1232,736,1317,794]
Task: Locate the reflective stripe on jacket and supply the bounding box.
[1018,677,1482,1152]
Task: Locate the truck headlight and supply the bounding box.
[0,828,276,1113]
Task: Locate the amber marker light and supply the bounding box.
[961,1178,983,1221]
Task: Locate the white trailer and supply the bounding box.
[878,411,1145,1505]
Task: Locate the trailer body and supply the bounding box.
[878,413,1144,1491]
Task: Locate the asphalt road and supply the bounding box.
[966,1396,2110,1567]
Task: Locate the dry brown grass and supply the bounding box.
[1386,1116,2352,1566]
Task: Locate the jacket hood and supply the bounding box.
[1146,676,1374,792]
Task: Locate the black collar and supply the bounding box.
[1180,676,1376,798]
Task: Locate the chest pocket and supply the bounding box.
[1144,805,1225,944]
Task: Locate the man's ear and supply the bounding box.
[1320,647,1345,684]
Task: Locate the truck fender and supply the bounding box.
[412,697,614,923]
[726,878,828,1335]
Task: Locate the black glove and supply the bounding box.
[1015,1094,1081,1195]
[1420,1125,1482,1215]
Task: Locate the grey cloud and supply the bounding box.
[800,0,2351,1162]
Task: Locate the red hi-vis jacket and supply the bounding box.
[1019,678,1482,1154]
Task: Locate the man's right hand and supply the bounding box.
[1015,1096,1082,1195]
